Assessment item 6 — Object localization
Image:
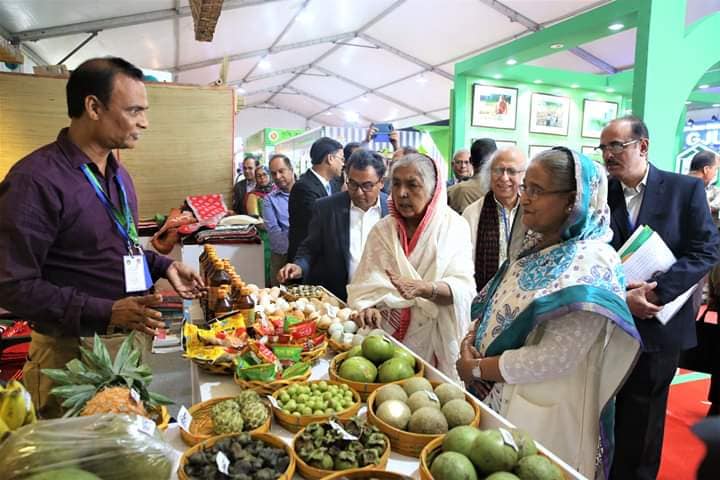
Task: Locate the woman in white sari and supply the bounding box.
[348,154,476,382]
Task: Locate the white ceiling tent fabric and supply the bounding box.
[1,0,718,127]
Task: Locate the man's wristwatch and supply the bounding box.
[471,359,483,380]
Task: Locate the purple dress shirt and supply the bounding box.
[262,189,290,255]
[0,129,172,337]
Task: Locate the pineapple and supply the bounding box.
[42,333,173,418]
[81,386,148,417]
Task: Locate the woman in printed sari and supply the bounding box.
[245,165,274,285]
[348,153,476,382]
[455,148,641,479]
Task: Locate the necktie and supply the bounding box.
[325,183,332,195]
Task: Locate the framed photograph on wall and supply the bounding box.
[529,93,570,136]
[471,84,518,129]
[581,99,618,138]
[528,145,553,159]
[581,146,604,164]
[495,140,517,149]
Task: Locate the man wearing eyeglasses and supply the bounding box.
[604,116,720,480]
[448,149,473,187]
[277,149,389,301]
[462,147,527,291]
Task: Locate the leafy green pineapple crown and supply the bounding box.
[42,332,174,417]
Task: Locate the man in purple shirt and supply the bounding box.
[0,57,203,417]
[263,153,295,286]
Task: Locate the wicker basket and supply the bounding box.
[321,469,414,480]
[192,358,235,375]
[292,419,391,479]
[177,432,295,480]
[270,381,362,433]
[327,337,353,353]
[328,351,425,401]
[179,397,272,446]
[301,340,328,364]
[234,366,312,396]
[366,380,481,457]
[418,435,444,480]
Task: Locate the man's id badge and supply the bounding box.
[123,252,152,292]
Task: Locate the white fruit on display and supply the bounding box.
[342,321,358,334]
[328,323,344,338]
[342,333,355,346]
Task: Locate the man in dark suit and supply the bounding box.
[287,137,344,261]
[605,116,720,480]
[278,149,389,301]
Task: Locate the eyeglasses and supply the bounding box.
[594,139,640,155]
[346,179,380,192]
[491,167,525,177]
[519,184,573,199]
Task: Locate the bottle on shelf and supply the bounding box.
[213,286,233,317]
[236,287,256,324]
[207,259,231,316]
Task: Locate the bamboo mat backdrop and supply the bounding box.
[0,72,234,217]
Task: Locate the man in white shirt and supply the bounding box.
[462,147,527,290]
[277,149,389,301]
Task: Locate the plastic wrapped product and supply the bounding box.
[0,413,177,480]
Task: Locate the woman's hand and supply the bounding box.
[455,333,482,384]
[386,269,431,300]
[353,308,383,329]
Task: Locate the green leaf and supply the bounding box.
[41,369,75,386]
[59,387,95,410]
[147,391,175,406]
[119,350,141,375]
[112,332,136,374]
[79,346,113,378]
[65,358,88,375]
[50,384,96,399]
[92,333,113,371]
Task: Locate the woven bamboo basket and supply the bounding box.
[270,381,362,433]
[177,432,295,480]
[301,340,328,364]
[419,432,572,480]
[366,380,481,457]
[328,351,425,401]
[321,469,414,480]
[192,358,235,375]
[179,396,272,446]
[418,435,444,480]
[327,337,353,353]
[292,419,391,479]
[234,366,312,396]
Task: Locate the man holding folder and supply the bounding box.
[604,116,720,480]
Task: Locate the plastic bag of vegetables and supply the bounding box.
[0,413,177,480]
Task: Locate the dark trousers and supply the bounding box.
[610,350,680,480]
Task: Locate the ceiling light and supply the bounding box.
[345,111,360,122]
[506,58,517,65]
[571,84,580,88]
[713,103,720,107]
[236,87,246,94]
[361,95,369,102]
[493,74,502,79]
[533,79,543,84]
[608,23,624,31]
[605,87,615,93]
[258,58,271,70]
[324,111,333,116]
[550,43,564,49]
[416,74,428,84]
[699,84,710,89]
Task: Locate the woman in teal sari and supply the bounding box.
[456,147,641,479]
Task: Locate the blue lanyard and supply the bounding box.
[500,207,511,244]
[80,163,139,248]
